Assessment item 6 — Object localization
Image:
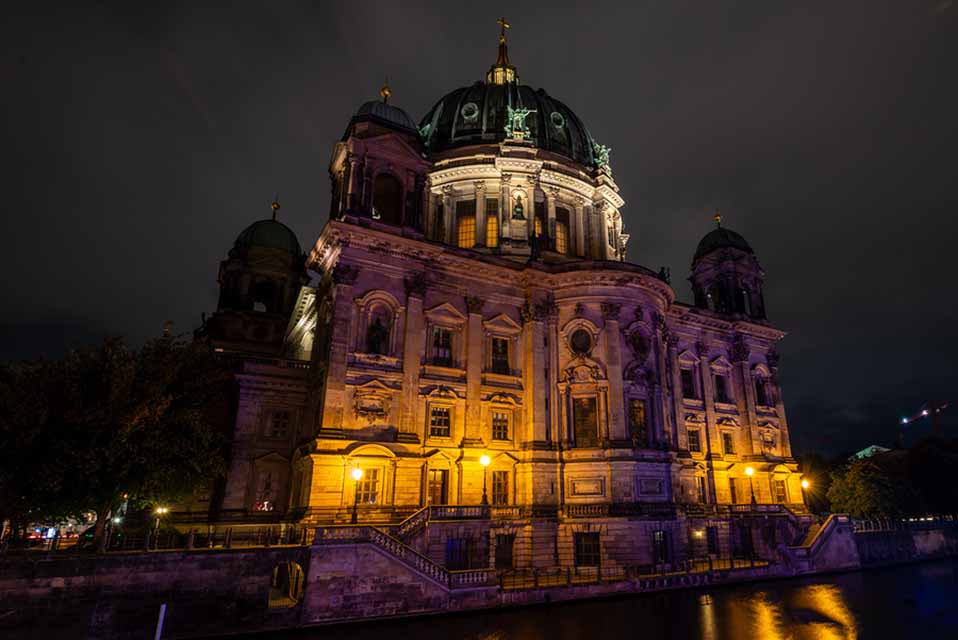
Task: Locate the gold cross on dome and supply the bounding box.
[497,17,510,40]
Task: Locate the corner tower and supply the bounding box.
[690,214,766,319]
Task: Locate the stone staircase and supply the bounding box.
[313,525,495,590]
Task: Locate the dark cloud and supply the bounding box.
[2,1,956,453]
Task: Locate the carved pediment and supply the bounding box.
[684,413,705,424]
[351,380,395,424]
[677,349,700,365]
[483,312,522,335]
[716,416,740,427]
[560,356,606,384]
[421,384,465,400]
[710,355,733,371]
[424,301,467,326]
[483,391,521,405]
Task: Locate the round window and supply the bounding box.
[550,111,565,129]
[570,329,592,355]
[461,102,479,121]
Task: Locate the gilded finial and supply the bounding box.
[713,209,722,227]
[380,77,391,104]
[488,17,517,85]
[271,195,281,221]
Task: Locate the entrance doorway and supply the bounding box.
[428,469,448,505]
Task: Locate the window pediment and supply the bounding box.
[483,312,522,335]
[424,301,467,326]
[677,349,700,366]
[710,355,732,372]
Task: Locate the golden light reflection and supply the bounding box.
[750,592,787,640]
[790,584,858,640]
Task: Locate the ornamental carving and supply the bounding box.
[626,330,651,365]
[601,302,621,321]
[404,272,429,297]
[332,264,360,286]
[464,295,484,314]
[352,388,392,424]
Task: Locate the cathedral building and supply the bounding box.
[195,24,807,571]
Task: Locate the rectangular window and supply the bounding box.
[491,337,510,374]
[491,411,510,441]
[495,534,515,569]
[729,477,740,504]
[269,410,290,439]
[773,479,788,504]
[607,225,615,247]
[574,532,600,567]
[652,530,670,564]
[485,199,499,248]
[687,429,701,453]
[492,470,509,505]
[457,215,476,248]
[432,327,453,366]
[714,374,731,403]
[628,399,648,447]
[429,406,451,438]
[706,526,719,555]
[722,432,735,455]
[356,469,379,504]
[696,476,707,503]
[445,538,475,570]
[555,207,571,255]
[681,369,697,399]
[572,397,599,448]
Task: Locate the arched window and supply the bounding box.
[372,173,402,225]
[737,288,752,316]
[253,280,275,313]
[365,307,391,355]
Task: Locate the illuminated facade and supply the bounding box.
[197,26,807,571]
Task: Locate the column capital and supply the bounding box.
[332,263,360,286]
[464,295,484,315]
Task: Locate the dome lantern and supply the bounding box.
[487,17,517,85]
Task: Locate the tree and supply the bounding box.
[826,453,921,519]
[0,334,229,548]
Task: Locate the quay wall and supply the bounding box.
[1,525,957,639]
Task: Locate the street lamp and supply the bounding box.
[745,467,756,505]
[801,478,810,490]
[351,467,364,524]
[153,506,168,549]
[480,455,491,506]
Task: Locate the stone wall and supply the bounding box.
[855,527,958,566]
[0,547,309,639]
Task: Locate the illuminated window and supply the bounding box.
[457,215,475,248]
[774,479,788,503]
[534,215,542,237]
[555,221,569,254]
[492,470,509,505]
[456,200,476,248]
[492,411,509,440]
[574,532,600,567]
[485,200,499,248]
[429,406,451,437]
[687,429,701,453]
[356,469,379,504]
[269,410,290,439]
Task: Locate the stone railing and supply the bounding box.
[565,502,677,519]
[394,506,431,539]
[429,505,489,520]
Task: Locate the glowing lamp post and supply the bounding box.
[801,478,810,504]
[745,466,757,506]
[480,455,491,506]
[153,506,169,549]
[351,467,364,524]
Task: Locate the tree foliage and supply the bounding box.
[0,334,229,544]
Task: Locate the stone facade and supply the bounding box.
[189,34,808,576]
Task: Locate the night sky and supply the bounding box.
[2,2,956,455]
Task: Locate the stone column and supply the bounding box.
[475,181,487,247]
[463,295,484,445]
[574,196,586,257]
[768,349,792,458]
[546,306,560,444]
[592,202,607,259]
[602,303,628,443]
[663,326,683,449]
[698,342,723,457]
[398,274,427,443]
[521,300,549,444]
[545,185,559,251]
[500,174,512,238]
[732,335,758,455]
[441,184,454,245]
[320,264,360,436]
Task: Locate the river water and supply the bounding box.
[292,559,958,639]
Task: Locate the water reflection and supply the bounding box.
[271,560,957,640]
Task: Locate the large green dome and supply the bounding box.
[233,219,302,256]
[419,81,600,168]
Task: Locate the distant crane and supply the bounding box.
[899,401,950,442]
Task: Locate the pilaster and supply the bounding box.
[463,295,484,445]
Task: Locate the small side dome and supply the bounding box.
[353,100,418,133]
[693,227,754,262]
[233,219,302,256]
